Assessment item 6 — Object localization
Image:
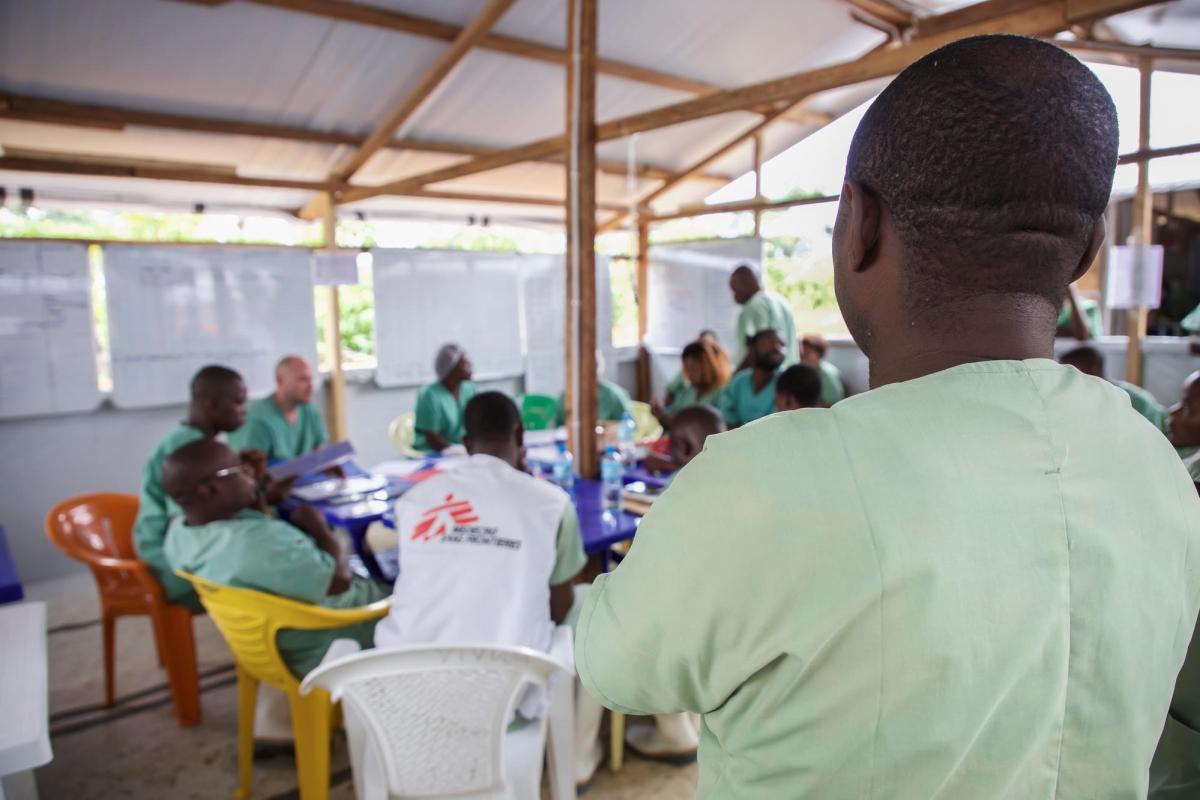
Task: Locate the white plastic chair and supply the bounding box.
[300,628,575,800]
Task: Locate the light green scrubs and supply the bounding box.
[1179,448,1200,482]
[229,396,328,460]
[551,504,588,586]
[1182,304,1200,334]
[413,380,478,452]
[132,423,205,608]
[1057,297,1103,337]
[735,289,796,365]
[577,360,1200,798]
[165,509,387,678]
[556,380,632,425]
[717,368,777,426]
[1150,621,1200,799]
[817,359,846,406]
[1119,380,1168,433]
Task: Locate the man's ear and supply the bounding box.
[839,180,882,274]
[1072,217,1106,284]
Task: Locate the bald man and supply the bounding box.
[230,355,330,460]
[577,36,1200,796]
[133,365,248,609]
[730,263,796,369]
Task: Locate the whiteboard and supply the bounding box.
[646,237,762,350]
[372,250,526,387]
[103,246,318,408]
[520,254,613,396]
[0,241,101,419]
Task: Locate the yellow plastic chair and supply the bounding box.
[387,412,422,458]
[629,401,663,441]
[176,571,390,800]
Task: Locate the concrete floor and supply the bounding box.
[32,576,697,799]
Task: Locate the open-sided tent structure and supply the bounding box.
[1,0,1197,472]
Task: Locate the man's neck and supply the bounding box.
[183,413,219,438]
[751,365,777,392]
[442,377,462,397]
[867,295,1056,389]
[467,443,518,469]
[273,390,298,414]
[184,504,247,526]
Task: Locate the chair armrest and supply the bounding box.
[265,597,394,631]
[548,625,575,675]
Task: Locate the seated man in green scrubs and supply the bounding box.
[773,362,823,413]
[556,353,633,425]
[1167,370,1200,487]
[163,438,387,680]
[730,264,796,369]
[576,36,1200,798]
[230,355,329,460]
[717,328,786,427]
[413,343,477,452]
[1060,344,1167,432]
[132,365,248,610]
[800,334,846,406]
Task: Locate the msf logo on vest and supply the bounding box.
[412,494,480,541]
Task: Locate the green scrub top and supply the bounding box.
[735,289,796,365]
[1057,297,1104,337]
[1182,303,1200,335]
[165,509,387,678]
[1179,447,1200,482]
[577,359,1200,799]
[818,359,846,406]
[717,368,778,426]
[132,423,205,607]
[413,380,478,452]
[1118,380,1168,433]
[666,383,725,415]
[229,396,329,460]
[1150,619,1200,799]
[556,380,633,425]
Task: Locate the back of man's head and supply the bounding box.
[163,438,234,508]
[669,404,726,469]
[1060,345,1105,378]
[463,391,523,463]
[191,365,242,401]
[775,363,824,410]
[846,35,1117,312]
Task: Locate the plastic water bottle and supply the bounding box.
[601,446,624,513]
[552,440,575,499]
[617,411,637,464]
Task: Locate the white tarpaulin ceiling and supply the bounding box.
[0,0,1196,226]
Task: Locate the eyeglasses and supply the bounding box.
[202,463,254,483]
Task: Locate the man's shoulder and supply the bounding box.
[151,424,205,462]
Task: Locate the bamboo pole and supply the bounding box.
[635,219,651,401]
[565,0,599,477]
[1124,57,1153,386]
[321,193,349,441]
[752,131,765,237]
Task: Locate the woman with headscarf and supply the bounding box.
[413,343,477,451]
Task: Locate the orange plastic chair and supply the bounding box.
[45,493,202,727]
[177,571,390,800]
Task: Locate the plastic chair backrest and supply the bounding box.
[520,394,558,432]
[44,493,154,597]
[629,401,663,441]
[301,645,564,798]
[388,413,421,458]
[176,571,390,690]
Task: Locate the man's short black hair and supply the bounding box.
[464,391,522,442]
[846,35,1118,311]
[775,364,823,407]
[1060,345,1105,376]
[750,328,782,347]
[190,365,243,400]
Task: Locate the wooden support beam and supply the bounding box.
[753,131,765,236]
[345,0,1161,207]
[1125,57,1153,385]
[841,0,919,28]
[1118,141,1200,165]
[1056,38,1200,64]
[635,219,651,402]
[645,193,840,224]
[320,193,349,441]
[0,92,731,185]
[332,0,516,183]
[237,0,717,95]
[565,0,599,478]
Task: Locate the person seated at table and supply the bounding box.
[1168,370,1200,490]
[652,339,732,430]
[413,343,478,452]
[163,439,387,675]
[654,404,726,473]
[230,355,330,461]
[133,365,248,611]
[1060,344,1167,432]
[800,334,847,406]
[774,362,824,413]
[556,352,633,425]
[718,328,787,428]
